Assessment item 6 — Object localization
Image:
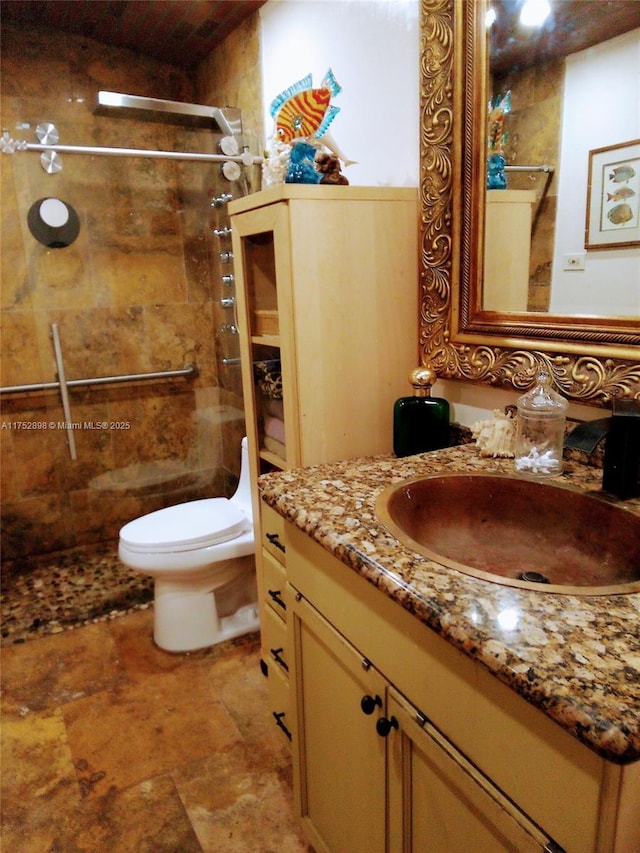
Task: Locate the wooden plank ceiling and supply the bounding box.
[0,0,267,69]
[490,0,640,75]
[3,0,639,74]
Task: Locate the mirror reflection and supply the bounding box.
[484,0,640,318]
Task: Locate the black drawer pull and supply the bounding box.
[270,647,289,672]
[268,589,287,610]
[266,532,286,553]
[273,711,292,741]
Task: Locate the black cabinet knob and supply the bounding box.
[376,716,399,737]
[360,694,382,715]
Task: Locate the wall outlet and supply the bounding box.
[563,252,586,271]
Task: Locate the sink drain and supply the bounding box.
[518,571,550,584]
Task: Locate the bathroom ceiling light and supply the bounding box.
[520,0,551,27]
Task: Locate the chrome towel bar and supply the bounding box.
[2,322,199,463]
[0,362,198,396]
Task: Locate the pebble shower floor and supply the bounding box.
[0,541,153,646]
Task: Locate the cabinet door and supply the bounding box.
[386,688,563,853]
[291,593,387,853]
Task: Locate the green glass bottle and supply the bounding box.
[393,366,450,457]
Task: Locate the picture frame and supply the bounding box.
[585,139,640,249]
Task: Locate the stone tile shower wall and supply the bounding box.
[492,60,563,312]
[0,23,246,562]
[196,11,264,488]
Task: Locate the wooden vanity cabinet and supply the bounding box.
[282,516,640,853]
[293,593,387,853]
[229,185,418,727]
[292,594,558,853]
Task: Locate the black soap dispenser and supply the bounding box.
[393,365,450,457]
[603,398,640,499]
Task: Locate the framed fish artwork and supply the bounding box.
[585,139,640,249]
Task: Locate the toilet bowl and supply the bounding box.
[118,437,259,652]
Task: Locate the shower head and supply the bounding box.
[95,91,242,136]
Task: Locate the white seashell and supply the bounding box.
[471,409,516,458]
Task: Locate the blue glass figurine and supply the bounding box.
[285,141,322,184]
[487,91,511,190]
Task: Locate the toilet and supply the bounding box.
[118,437,259,652]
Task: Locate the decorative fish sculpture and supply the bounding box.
[270,69,342,144]
[609,164,636,183]
[607,186,636,202]
[487,90,511,153]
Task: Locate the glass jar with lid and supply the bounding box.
[514,371,568,476]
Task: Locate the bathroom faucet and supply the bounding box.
[564,399,640,500]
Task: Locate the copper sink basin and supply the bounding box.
[375,473,640,595]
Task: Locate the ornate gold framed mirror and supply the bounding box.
[419,0,640,404]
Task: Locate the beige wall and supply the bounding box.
[0,22,256,561]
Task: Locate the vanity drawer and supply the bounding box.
[262,549,290,619]
[261,501,286,565]
[267,661,292,746]
[263,605,291,678]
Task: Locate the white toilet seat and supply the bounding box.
[119,498,248,554]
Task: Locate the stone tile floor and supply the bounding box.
[0,546,311,852]
[1,541,153,647]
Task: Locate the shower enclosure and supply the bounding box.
[1,69,259,571]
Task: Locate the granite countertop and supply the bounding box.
[258,444,640,765]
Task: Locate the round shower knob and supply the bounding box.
[36,122,59,144]
[222,161,242,181]
[40,150,62,174]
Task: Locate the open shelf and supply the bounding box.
[259,448,286,471]
[251,334,281,347]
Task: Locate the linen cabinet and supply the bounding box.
[229,185,418,746]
